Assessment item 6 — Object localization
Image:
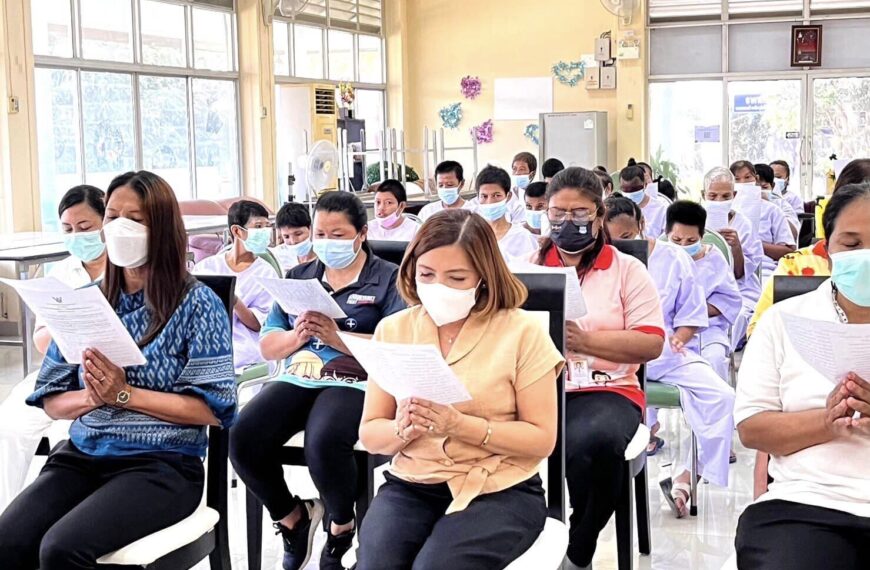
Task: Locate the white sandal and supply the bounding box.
[659,477,690,519]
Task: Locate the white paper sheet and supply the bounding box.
[493,77,554,121]
[259,278,347,319]
[733,183,762,235]
[507,261,587,320]
[1,278,146,367]
[338,333,471,405]
[705,202,732,233]
[782,313,870,384]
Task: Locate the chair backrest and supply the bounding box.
[215,196,275,215]
[513,272,567,522]
[797,213,815,249]
[703,229,733,268]
[368,239,410,267]
[258,250,283,276]
[403,213,423,225]
[178,199,227,216]
[772,275,828,304]
[612,239,649,266]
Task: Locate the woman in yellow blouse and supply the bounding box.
[355,209,564,570]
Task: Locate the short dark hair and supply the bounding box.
[475,164,511,193]
[542,158,565,179]
[524,181,547,199]
[666,200,707,234]
[593,170,613,192]
[594,165,609,173]
[57,185,105,219]
[604,194,642,224]
[730,160,757,177]
[620,163,646,186]
[770,160,791,179]
[376,179,407,203]
[823,183,870,240]
[435,160,464,182]
[658,179,676,202]
[834,159,870,191]
[314,191,371,254]
[228,199,270,229]
[512,152,538,174]
[276,202,311,230]
[755,163,775,186]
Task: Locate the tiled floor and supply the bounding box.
[1,346,750,570]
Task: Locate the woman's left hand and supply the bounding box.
[296,311,345,351]
[83,348,131,406]
[408,398,463,437]
[844,373,870,434]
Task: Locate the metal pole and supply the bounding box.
[378,130,386,183]
[472,131,479,183]
[399,130,407,186]
[423,126,430,197]
[438,128,446,166]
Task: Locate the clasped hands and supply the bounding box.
[825,372,870,437]
[82,348,131,407]
[394,398,462,443]
[294,311,343,349]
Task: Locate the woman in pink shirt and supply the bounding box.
[534,167,665,570]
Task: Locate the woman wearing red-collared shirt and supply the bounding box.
[534,167,665,570]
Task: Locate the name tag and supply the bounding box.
[347,294,376,305]
[567,358,614,389]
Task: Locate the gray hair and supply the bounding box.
[704,167,734,192]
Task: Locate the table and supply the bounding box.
[0,216,233,375]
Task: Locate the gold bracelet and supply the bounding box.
[480,420,492,447]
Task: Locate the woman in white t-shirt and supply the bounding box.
[0,185,107,514]
[735,183,870,569]
[474,165,540,262]
[366,179,420,242]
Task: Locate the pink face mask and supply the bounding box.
[378,211,402,229]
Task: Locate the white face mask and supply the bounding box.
[416,280,479,327]
[103,217,149,268]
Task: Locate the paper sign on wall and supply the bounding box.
[494,77,554,121]
[694,125,721,143]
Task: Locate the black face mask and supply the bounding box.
[550,220,597,254]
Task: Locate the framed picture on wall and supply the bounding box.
[791,25,823,67]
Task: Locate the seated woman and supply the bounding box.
[229,192,405,570]
[193,199,278,373]
[271,202,317,273]
[356,208,563,569]
[367,179,420,242]
[534,168,664,569]
[605,195,735,518]
[0,185,107,515]
[475,165,540,262]
[0,171,237,569]
[735,183,870,569]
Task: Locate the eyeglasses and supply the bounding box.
[547,207,593,225]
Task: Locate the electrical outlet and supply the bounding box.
[595,38,611,62]
[600,67,617,90]
[8,96,20,114]
[586,67,600,90]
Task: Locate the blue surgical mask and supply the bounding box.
[512,175,530,190]
[64,230,105,262]
[525,209,543,230]
[277,238,312,259]
[682,242,703,257]
[478,199,508,222]
[623,188,646,205]
[242,227,272,254]
[831,249,870,307]
[313,235,361,269]
[438,187,460,206]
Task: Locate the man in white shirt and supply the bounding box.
[418,161,476,222]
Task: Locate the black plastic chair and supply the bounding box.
[368,239,410,267]
[773,275,828,304]
[797,213,816,249]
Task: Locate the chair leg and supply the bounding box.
[246,487,264,570]
[634,465,651,556]
[615,463,634,570]
[689,432,699,517]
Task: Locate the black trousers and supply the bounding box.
[0,440,203,570]
[736,499,870,569]
[229,382,365,525]
[356,472,547,570]
[564,391,642,567]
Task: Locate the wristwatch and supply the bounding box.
[115,387,132,407]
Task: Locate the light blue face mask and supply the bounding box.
[831,249,870,307]
[313,235,361,269]
[64,230,105,262]
[241,227,272,254]
[438,187,460,206]
[512,175,530,191]
[623,188,646,205]
[682,242,703,257]
[478,199,508,222]
[287,238,313,258]
[525,209,543,230]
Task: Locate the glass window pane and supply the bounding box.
[193,8,234,71]
[358,0,382,32]
[355,89,384,151]
[811,0,870,12]
[358,34,383,84]
[816,19,870,69]
[294,25,324,78]
[328,30,354,81]
[273,21,290,76]
[80,0,134,62]
[81,72,136,190]
[31,0,72,58]
[193,79,239,200]
[728,0,803,16]
[812,77,870,197]
[728,80,802,193]
[141,0,186,67]
[139,76,192,199]
[729,22,796,72]
[649,0,721,21]
[649,81,723,199]
[650,26,722,76]
[34,68,82,231]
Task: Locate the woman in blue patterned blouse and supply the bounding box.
[0,171,237,570]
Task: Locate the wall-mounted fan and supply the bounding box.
[600,0,635,25]
[263,0,310,22]
[293,139,338,209]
